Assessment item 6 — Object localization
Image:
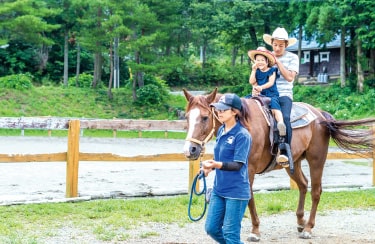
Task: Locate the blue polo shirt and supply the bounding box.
[213,121,252,200]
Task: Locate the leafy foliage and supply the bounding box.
[135,75,170,107]
[0,73,33,90]
[294,82,375,119]
[68,73,93,88]
[164,60,249,89]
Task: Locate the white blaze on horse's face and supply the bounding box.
[183,107,200,157]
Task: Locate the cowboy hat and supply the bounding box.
[247,47,276,67]
[263,27,297,47]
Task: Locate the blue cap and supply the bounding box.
[210,93,242,111]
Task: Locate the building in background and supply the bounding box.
[287,36,342,83]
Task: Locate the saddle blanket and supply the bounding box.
[290,102,317,129]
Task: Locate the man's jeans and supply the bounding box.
[205,192,248,244]
[279,96,293,145]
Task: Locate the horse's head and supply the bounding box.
[183,88,220,160]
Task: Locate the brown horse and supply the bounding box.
[182,88,375,241]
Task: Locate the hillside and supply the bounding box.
[0,85,374,121]
[0,87,186,120]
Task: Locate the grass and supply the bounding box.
[343,160,372,167]
[0,128,187,139]
[0,189,374,242]
[0,87,187,120]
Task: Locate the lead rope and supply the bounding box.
[187,166,207,221]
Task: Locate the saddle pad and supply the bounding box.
[291,103,308,122]
[291,102,317,129]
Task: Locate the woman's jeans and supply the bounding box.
[205,192,249,244]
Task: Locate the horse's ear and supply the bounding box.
[182,88,193,101]
[206,87,218,103]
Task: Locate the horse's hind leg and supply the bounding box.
[287,158,309,233]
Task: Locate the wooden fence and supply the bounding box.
[0,117,374,197]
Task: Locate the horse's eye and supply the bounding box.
[202,116,209,123]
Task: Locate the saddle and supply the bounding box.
[250,96,317,174]
[251,96,317,130]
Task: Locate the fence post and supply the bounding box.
[66,120,80,198]
[188,159,200,192]
[290,178,298,190]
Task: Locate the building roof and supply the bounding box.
[287,35,342,51]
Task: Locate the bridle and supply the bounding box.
[185,107,221,157]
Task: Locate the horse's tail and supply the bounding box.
[320,111,375,153]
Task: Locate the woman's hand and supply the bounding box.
[201,160,216,177]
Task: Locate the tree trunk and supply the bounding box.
[340,27,346,88]
[249,26,258,47]
[132,50,142,101]
[295,26,303,83]
[369,49,375,76]
[356,39,364,93]
[108,40,113,100]
[114,37,119,89]
[75,42,81,87]
[92,6,103,89]
[92,51,102,88]
[231,46,238,66]
[63,31,69,87]
[202,42,207,69]
[37,44,49,72]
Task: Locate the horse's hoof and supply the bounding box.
[299,230,312,239]
[297,224,304,233]
[247,233,260,242]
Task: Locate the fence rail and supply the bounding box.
[0,117,374,198]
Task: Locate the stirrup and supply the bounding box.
[276,152,289,168]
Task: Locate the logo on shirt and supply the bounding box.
[226,136,234,144]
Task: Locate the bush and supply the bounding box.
[0,73,33,90]
[135,84,165,106]
[68,73,93,88]
[164,60,249,89]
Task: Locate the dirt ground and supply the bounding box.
[38,209,375,244]
[1,137,375,243]
[122,209,375,244]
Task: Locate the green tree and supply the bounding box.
[187,0,219,68]
[305,0,375,92]
[0,0,60,74]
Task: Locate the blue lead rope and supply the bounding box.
[187,170,208,221]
